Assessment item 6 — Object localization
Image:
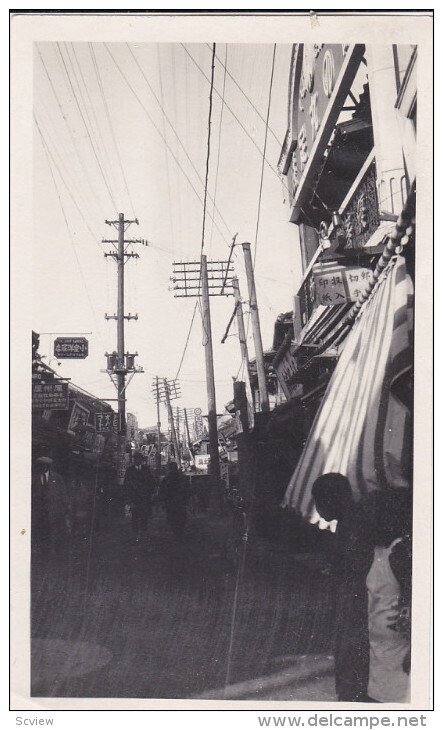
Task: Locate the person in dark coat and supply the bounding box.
[31,455,71,555]
[160,462,189,539]
[311,473,411,703]
[124,452,156,542]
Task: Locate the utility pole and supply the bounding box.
[184,408,192,450]
[164,379,181,466]
[231,276,254,397]
[175,407,181,460]
[241,242,269,413]
[155,376,162,474]
[201,255,220,482]
[171,256,234,489]
[102,213,145,483]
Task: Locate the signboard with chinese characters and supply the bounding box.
[95,412,121,433]
[68,401,90,433]
[220,461,230,489]
[193,407,204,439]
[54,337,89,359]
[32,381,69,410]
[313,263,372,306]
[195,454,210,472]
[117,452,129,485]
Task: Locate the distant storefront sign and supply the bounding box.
[54,337,89,359]
[313,262,372,306]
[195,454,210,472]
[194,407,204,439]
[117,452,129,484]
[32,381,69,410]
[95,412,121,433]
[220,461,230,489]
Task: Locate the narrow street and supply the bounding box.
[31,506,335,701]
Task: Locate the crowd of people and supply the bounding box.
[31,454,412,704]
[31,452,197,558]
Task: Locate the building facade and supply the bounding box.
[274,44,416,519]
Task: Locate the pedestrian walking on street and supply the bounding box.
[124,452,156,543]
[160,462,189,540]
[31,455,71,557]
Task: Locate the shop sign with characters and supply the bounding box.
[195,454,210,472]
[95,412,121,433]
[313,262,372,306]
[32,381,69,410]
[67,401,90,433]
[54,337,89,359]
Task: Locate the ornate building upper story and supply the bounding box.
[275,43,417,402]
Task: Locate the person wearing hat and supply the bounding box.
[32,454,71,554]
[124,452,156,543]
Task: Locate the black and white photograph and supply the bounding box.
[10,10,433,713]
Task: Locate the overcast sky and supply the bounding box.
[33,41,302,427]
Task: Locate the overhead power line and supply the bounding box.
[67,43,119,205]
[125,42,232,241]
[34,113,100,246]
[34,115,106,350]
[209,43,228,253]
[253,44,277,268]
[238,46,277,377]
[56,42,118,212]
[181,43,290,194]
[206,42,281,146]
[104,43,232,248]
[89,43,137,219]
[201,43,216,255]
[36,44,103,218]
[174,300,199,381]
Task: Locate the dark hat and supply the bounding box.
[36,456,53,465]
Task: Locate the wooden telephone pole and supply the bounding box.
[241,242,269,413]
[155,376,162,474]
[231,275,254,397]
[171,256,234,484]
[102,213,145,482]
[151,377,181,466]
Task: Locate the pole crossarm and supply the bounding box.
[172,258,234,298]
[151,376,181,402]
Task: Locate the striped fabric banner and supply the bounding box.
[282,255,413,524]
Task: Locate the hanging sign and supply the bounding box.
[95,412,121,433]
[220,462,230,489]
[67,401,90,433]
[54,337,89,359]
[194,407,204,438]
[32,381,69,410]
[313,262,372,306]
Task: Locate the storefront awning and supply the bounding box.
[282,254,413,524]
